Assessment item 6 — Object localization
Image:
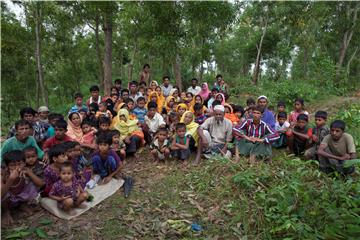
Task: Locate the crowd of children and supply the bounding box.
[1,71,357,225]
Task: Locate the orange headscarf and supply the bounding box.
[190,95,207,113]
[165,96,176,113]
[147,91,164,113]
[224,103,239,124]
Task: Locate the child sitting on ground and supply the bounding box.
[233,105,245,124]
[98,116,111,132]
[176,103,188,119]
[91,134,122,185]
[171,123,191,165]
[43,143,69,196]
[167,112,180,139]
[150,128,171,162]
[144,102,166,142]
[23,146,45,188]
[42,119,72,153]
[286,114,311,155]
[193,103,208,125]
[275,101,286,120]
[317,120,357,175]
[305,111,330,160]
[132,97,147,124]
[110,130,126,160]
[1,151,40,225]
[49,162,88,211]
[96,102,113,120]
[272,112,290,148]
[125,98,136,119]
[81,120,97,151]
[244,97,256,119]
[224,103,239,125]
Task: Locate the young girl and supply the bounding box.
[224,103,239,125]
[110,129,126,160]
[176,103,188,118]
[81,120,97,150]
[288,98,309,126]
[43,143,69,196]
[150,128,171,162]
[167,112,180,139]
[1,151,39,225]
[49,162,88,211]
[171,123,191,165]
[23,147,44,187]
[180,92,187,103]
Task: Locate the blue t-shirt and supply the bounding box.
[132,107,147,124]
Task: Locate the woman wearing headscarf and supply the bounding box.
[112,109,144,155]
[165,95,176,113]
[224,103,239,124]
[67,112,83,142]
[149,80,158,91]
[214,93,226,105]
[180,111,202,165]
[198,83,211,102]
[169,88,181,103]
[147,91,164,113]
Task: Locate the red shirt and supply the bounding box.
[42,135,73,151]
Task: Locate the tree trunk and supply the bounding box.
[199,62,204,82]
[103,9,113,96]
[128,46,137,83]
[346,46,358,78]
[34,2,48,106]
[335,3,359,84]
[173,54,182,91]
[252,16,268,85]
[303,46,308,78]
[95,14,104,91]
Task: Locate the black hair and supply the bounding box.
[294,98,305,106]
[162,75,170,81]
[63,141,78,151]
[68,112,81,122]
[54,119,68,130]
[211,87,219,92]
[81,120,92,128]
[216,74,223,79]
[74,92,83,99]
[297,113,309,122]
[191,78,198,83]
[137,96,146,103]
[129,81,138,87]
[15,119,32,130]
[212,100,221,108]
[110,86,118,92]
[277,112,287,119]
[89,85,100,92]
[253,105,264,113]
[97,133,112,145]
[60,162,74,173]
[89,102,99,112]
[121,89,129,95]
[3,150,24,166]
[48,113,64,122]
[193,103,203,111]
[175,122,186,130]
[186,92,194,97]
[143,63,150,69]
[233,105,245,116]
[125,98,134,104]
[277,101,286,107]
[114,79,122,84]
[109,129,120,138]
[169,112,179,120]
[156,127,168,135]
[20,107,36,118]
[48,144,67,163]
[23,146,37,154]
[330,120,345,131]
[78,108,87,114]
[98,116,111,126]
[147,101,158,110]
[110,93,119,98]
[315,110,328,120]
[246,97,256,106]
[139,81,147,87]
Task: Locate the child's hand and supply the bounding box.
[341,154,351,161]
[312,135,318,143]
[8,169,19,183]
[101,176,112,185]
[61,195,71,201]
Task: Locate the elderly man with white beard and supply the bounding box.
[197,105,233,159]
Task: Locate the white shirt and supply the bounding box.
[145,112,166,133]
[200,116,233,144]
[187,86,201,96]
[161,84,173,97]
[275,121,290,131]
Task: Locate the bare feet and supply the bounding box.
[20,203,34,216]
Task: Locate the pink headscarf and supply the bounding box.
[198,83,211,100]
[215,93,226,105]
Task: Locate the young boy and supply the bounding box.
[132,97,148,124]
[110,130,126,160]
[233,105,245,124]
[194,103,208,125]
[23,146,45,187]
[144,102,166,143]
[171,123,191,164]
[317,120,356,174]
[86,85,103,108]
[46,113,64,138]
[91,134,122,185]
[69,92,88,114]
[286,114,311,155]
[272,112,290,148]
[95,102,113,119]
[275,101,286,119]
[233,105,279,163]
[150,128,171,162]
[98,116,111,132]
[42,119,72,152]
[304,111,330,160]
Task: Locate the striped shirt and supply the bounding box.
[233,119,279,144]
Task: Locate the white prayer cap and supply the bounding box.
[38,106,49,112]
[213,105,225,112]
[257,95,268,101]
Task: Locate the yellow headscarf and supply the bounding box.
[165,96,175,112]
[190,95,207,113]
[176,103,188,113]
[111,109,140,140]
[147,91,164,113]
[180,111,199,146]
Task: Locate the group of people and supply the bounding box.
[1,67,357,225]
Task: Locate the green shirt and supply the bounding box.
[1,136,44,163]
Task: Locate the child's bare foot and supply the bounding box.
[2,210,15,226]
[181,160,188,168]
